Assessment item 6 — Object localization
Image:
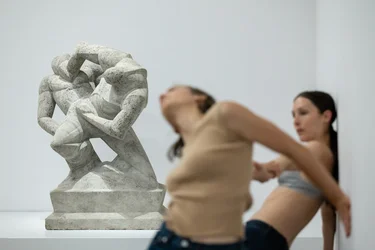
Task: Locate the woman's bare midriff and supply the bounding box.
[250,186,323,246]
[190,236,241,244]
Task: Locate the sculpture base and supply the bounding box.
[45,210,165,230]
[47,183,166,230]
[50,186,165,214]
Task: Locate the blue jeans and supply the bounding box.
[147,222,245,250]
[244,220,289,250]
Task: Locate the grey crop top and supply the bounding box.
[278,171,323,199]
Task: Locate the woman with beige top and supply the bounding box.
[245,91,342,250]
[147,86,350,250]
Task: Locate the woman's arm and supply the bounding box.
[321,203,337,250]
[253,155,292,177]
[218,101,351,237]
[251,160,283,182]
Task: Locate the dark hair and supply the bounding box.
[167,86,216,161]
[295,91,338,182]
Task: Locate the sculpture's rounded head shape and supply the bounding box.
[51,54,71,75]
[159,85,216,161]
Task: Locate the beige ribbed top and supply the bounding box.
[165,103,253,238]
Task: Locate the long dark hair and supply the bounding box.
[295,91,338,182]
[167,87,216,161]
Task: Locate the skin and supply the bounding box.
[321,203,336,250]
[249,97,341,247]
[159,87,351,244]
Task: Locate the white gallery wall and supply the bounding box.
[0,0,319,236]
[317,0,375,249]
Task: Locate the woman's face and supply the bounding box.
[159,86,200,122]
[292,97,331,142]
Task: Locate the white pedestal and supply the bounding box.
[0,212,322,250]
[0,212,156,250]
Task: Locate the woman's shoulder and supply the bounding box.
[303,140,334,167]
[304,140,331,152]
[214,101,254,119]
[210,101,260,139]
[216,100,247,109]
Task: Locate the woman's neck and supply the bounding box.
[173,107,204,142]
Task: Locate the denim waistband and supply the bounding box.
[150,223,245,250]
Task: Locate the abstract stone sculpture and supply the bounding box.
[37,42,165,230]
